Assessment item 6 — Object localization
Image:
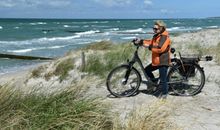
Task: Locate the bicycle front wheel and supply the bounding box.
[106,65,141,97]
[168,63,205,96]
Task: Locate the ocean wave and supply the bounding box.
[0,26,3,29]
[0,35,81,45]
[63,25,70,28]
[8,48,36,53]
[7,45,66,53]
[115,28,145,34]
[45,35,81,41]
[14,26,20,29]
[121,36,136,40]
[172,22,182,25]
[123,28,144,33]
[83,25,89,28]
[167,26,202,32]
[91,25,109,28]
[105,28,119,31]
[75,30,100,36]
[72,21,108,24]
[206,26,218,29]
[30,22,47,25]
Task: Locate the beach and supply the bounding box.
[1,26,220,129]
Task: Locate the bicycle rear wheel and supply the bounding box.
[168,63,205,96]
[106,65,141,97]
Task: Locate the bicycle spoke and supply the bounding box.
[106,65,141,97]
[168,63,205,96]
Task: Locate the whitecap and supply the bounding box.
[167,27,181,31]
[0,26,3,29]
[47,45,66,49]
[63,25,70,28]
[105,28,119,31]
[206,26,218,29]
[121,36,136,40]
[0,35,81,46]
[7,45,66,53]
[30,22,47,25]
[8,48,36,53]
[123,28,144,33]
[172,22,182,25]
[37,22,47,25]
[46,35,81,41]
[75,30,100,36]
[167,26,203,32]
[14,26,19,29]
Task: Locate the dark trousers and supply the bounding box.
[145,64,168,95]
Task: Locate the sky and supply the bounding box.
[0,0,219,19]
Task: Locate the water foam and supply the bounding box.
[167,26,202,32]
[123,28,144,33]
[121,36,136,40]
[63,25,70,28]
[7,45,66,53]
[75,30,100,36]
[30,22,47,25]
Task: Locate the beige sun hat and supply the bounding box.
[154,20,166,28]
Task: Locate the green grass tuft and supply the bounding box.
[53,58,75,82]
[0,84,113,129]
[83,40,113,50]
[83,43,139,77]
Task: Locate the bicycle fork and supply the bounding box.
[122,60,135,85]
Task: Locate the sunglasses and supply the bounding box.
[153,27,159,30]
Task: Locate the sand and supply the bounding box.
[1,29,220,130]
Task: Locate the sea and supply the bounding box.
[0,18,220,75]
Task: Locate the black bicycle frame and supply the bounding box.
[125,46,154,84]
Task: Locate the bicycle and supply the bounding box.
[106,41,212,97]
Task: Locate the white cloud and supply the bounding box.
[144,0,152,6]
[92,0,133,7]
[0,0,16,7]
[160,9,177,14]
[0,0,71,8]
[161,9,168,13]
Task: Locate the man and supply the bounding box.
[134,20,171,99]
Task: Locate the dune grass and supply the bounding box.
[31,58,75,82]
[113,101,180,130]
[53,58,75,82]
[83,41,149,77]
[0,83,113,130]
[215,42,220,64]
[187,42,220,65]
[83,40,113,50]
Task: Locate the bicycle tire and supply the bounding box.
[106,65,141,97]
[168,63,205,96]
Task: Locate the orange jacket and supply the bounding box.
[143,31,171,66]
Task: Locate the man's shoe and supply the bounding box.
[159,94,167,99]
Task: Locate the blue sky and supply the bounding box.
[0,0,219,19]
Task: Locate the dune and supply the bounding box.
[1,29,220,129]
